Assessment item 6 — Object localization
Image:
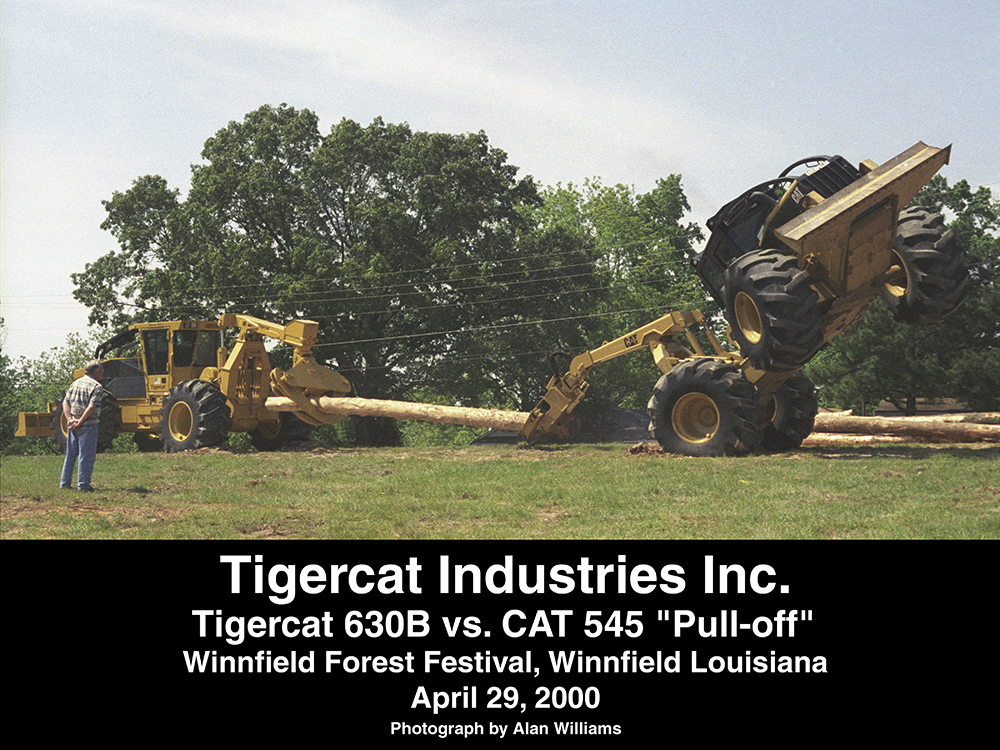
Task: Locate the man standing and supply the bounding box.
[60,359,105,492]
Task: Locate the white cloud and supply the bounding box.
[71,0,739,194]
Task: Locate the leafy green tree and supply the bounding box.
[73,106,585,444]
[0,320,17,452]
[1,322,98,454]
[530,177,705,315]
[806,176,999,413]
[521,178,706,410]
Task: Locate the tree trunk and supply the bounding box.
[267,396,530,434]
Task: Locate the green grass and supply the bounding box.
[1,442,997,539]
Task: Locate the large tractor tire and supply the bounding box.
[880,207,969,325]
[50,391,122,454]
[96,392,122,451]
[759,372,818,451]
[159,380,231,453]
[723,249,824,372]
[647,358,765,457]
[50,392,70,453]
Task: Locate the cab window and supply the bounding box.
[194,330,220,367]
[142,330,170,375]
[173,330,196,367]
[723,203,770,257]
[173,329,220,368]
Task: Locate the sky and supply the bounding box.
[2,0,998,363]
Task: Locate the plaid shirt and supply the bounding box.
[64,375,103,427]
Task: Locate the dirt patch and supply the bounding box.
[234,521,291,538]
[950,485,1000,505]
[536,502,572,523]
[172,439,333,456]
[626,442,667,457]
[1,495,188,537]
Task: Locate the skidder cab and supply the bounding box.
[695,154,865,305]
[16,314,351,453]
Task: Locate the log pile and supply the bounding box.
[811,412,1000,443]
[266,394,998,445]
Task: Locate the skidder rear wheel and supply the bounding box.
[760,372,818,451]
[50,390,120,453]
[724,250,824,372]
[880,207,969,325]
[647,358,765,456]
[250,418,286,451]
[96,392,121,452]
[159,380,231,452]
[50,392,69,454]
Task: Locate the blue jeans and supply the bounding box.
[61,422,99,489]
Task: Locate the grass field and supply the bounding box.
[1,441,997,539]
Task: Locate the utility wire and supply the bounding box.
[311,302,704,351]
[1,230,704,302]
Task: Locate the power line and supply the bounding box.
[0,230,704,302]
[312,302,705,351]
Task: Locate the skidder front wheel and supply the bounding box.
[50,392,69,454]
[724,250,824,372]
[880,207,969,325]
[647,358,765,456]
[159,380,231,452]
[760,371,818,451]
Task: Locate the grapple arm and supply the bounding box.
[217,313,352,426]
[519,310,730,443]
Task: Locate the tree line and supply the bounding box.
[1,104,996,451]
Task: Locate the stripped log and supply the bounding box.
[875,412,1000,425]
[818,411,1000,425]
[812,413,1000,442]
[267,396,530,433]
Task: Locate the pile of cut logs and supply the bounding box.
[807,412,1000,444]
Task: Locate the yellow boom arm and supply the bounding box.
[519,310,734,442]
[216,314,352,426]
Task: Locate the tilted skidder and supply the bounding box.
[16,314,351,452]
[518,141,969,455]
[694,141,966,369]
